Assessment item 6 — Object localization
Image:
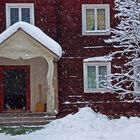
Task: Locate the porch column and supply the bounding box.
[46,58,55,114]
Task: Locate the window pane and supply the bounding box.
[87,66,96,89]
[86,9,95,31]
[10,8,19,25]
[21,8,30,23]
[97,9,106,30]
[99,66,107,88]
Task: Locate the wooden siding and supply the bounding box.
[0,0,140,118]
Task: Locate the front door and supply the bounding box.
[0,65,30,112]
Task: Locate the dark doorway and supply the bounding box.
[4,69,26,110]
[0,65,30,112]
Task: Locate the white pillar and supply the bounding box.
[46,58,55,114]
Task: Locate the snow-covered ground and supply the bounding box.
[0,107,140,140]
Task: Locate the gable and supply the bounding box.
[0,29,58,60]
[0,22,62,58]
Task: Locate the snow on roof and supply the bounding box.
[83,56,112,62]
[0,22,62,58]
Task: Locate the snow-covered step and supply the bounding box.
[0,112,56,117]
[0,112,49,117]
[0,113,56,126]
[0,116,55,121]
[0,119,52,126]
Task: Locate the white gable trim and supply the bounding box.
[0,22,62,58]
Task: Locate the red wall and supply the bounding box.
[57,0,140,117]
[0,0,140,118]
[58,0,115,116]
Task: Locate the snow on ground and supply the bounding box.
[1,107,140,140]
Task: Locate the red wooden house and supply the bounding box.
[0,0,139,118]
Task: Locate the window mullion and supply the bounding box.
[106,65,108,87]
[105,8,107,30]
[95,8,97,31]
[8,7,11,27]
[86,65,88,90]
[19,7,22,21]
[96,66,99,89]
[85,8,88,31]
[30,7,32,23]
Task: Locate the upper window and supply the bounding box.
[83,61,111,93]
[6,3,34,28]
[82,4,110,35]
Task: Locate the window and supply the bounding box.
[134,65,140,92]
[83,62,111,92]
[82,4,110,35]
[133,59,140,93]
[6,3,34,28]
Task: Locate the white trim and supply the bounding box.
[83,61,111,93]
[0,22,62,58]
[6,3,34,28]
[134,64,140,94]
[132,59,140,94]
[82,4,110,36]
[83,56,112,62]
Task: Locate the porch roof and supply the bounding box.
[0,22,62,58]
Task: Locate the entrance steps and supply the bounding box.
[0,112,56,126]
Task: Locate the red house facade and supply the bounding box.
[0,0,140,118]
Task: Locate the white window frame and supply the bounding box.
[83,62,111,93]
[82,4,110,35]
[6,3,34,28]
[134,64,140,94]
